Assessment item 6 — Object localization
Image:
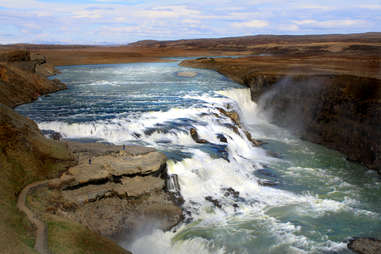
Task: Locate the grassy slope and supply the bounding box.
[0,104,132,254]
[0,104,75,253]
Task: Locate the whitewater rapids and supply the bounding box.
[16,61,381,254]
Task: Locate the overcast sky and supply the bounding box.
[0,0,380,44]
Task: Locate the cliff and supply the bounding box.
[0,51,182,254]
[181,51,381,172]
[0,50,65,108]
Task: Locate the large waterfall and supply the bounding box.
[16,60,381,254]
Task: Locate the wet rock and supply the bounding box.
[244,130,262,147]
[217,107,241,126]
[223,187,240,199]
[256,168,277,177]
[133,132,142,138]
[205,196,222,209]
[144,128,160,136]
[266,150,282,158]
[50,132,62,141]
[190,128,209,144]
[258,179,278,186]
[348,237,381,254]
[223,123,240,135]
[217,133,228,143]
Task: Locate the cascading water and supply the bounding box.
[16,60,381,254]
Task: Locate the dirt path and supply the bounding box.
[17,180,51,254]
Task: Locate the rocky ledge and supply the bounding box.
[45,141,182,237]
[181,53,381,172]
[0,50,65,108]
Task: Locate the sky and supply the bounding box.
[0,0,380,44]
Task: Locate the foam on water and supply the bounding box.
[16,62,381,254]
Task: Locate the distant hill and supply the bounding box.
[128,32,381,50]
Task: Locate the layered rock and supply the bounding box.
[48,142,182,237]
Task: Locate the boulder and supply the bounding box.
[222,187,240,199]
[190,128,209,144]
[205,196,222,209]
[217,133,228,143]
[348,238,381,254]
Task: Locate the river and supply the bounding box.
[16,59,381,254]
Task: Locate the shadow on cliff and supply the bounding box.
[255,73,381,172]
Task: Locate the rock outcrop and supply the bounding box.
[0,51,65,108]
[348,238,381,254]
[46,142,182,237]
[181,54,381,172]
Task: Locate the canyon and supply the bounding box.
[1,33,380,254]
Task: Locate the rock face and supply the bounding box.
[181,56,381,172]
[254,74,381,171]
[348,238,381,254]
[0,51,66,108]
[49,142,182,237]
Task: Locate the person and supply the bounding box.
[123,144,126,150]
[89,158,91,165]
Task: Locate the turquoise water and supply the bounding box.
[16,61,381,254]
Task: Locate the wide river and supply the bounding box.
[17,59,381,254]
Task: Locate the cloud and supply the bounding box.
[0,0,379,44]
[279,24,300,31]
[136,6,200,19]
[293,19,368,28]
[231,20,269,28]
[73,10,103,19]
[357,4,381,9]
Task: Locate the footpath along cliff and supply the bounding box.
[0,50,182,254]
[181,45,381,172]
